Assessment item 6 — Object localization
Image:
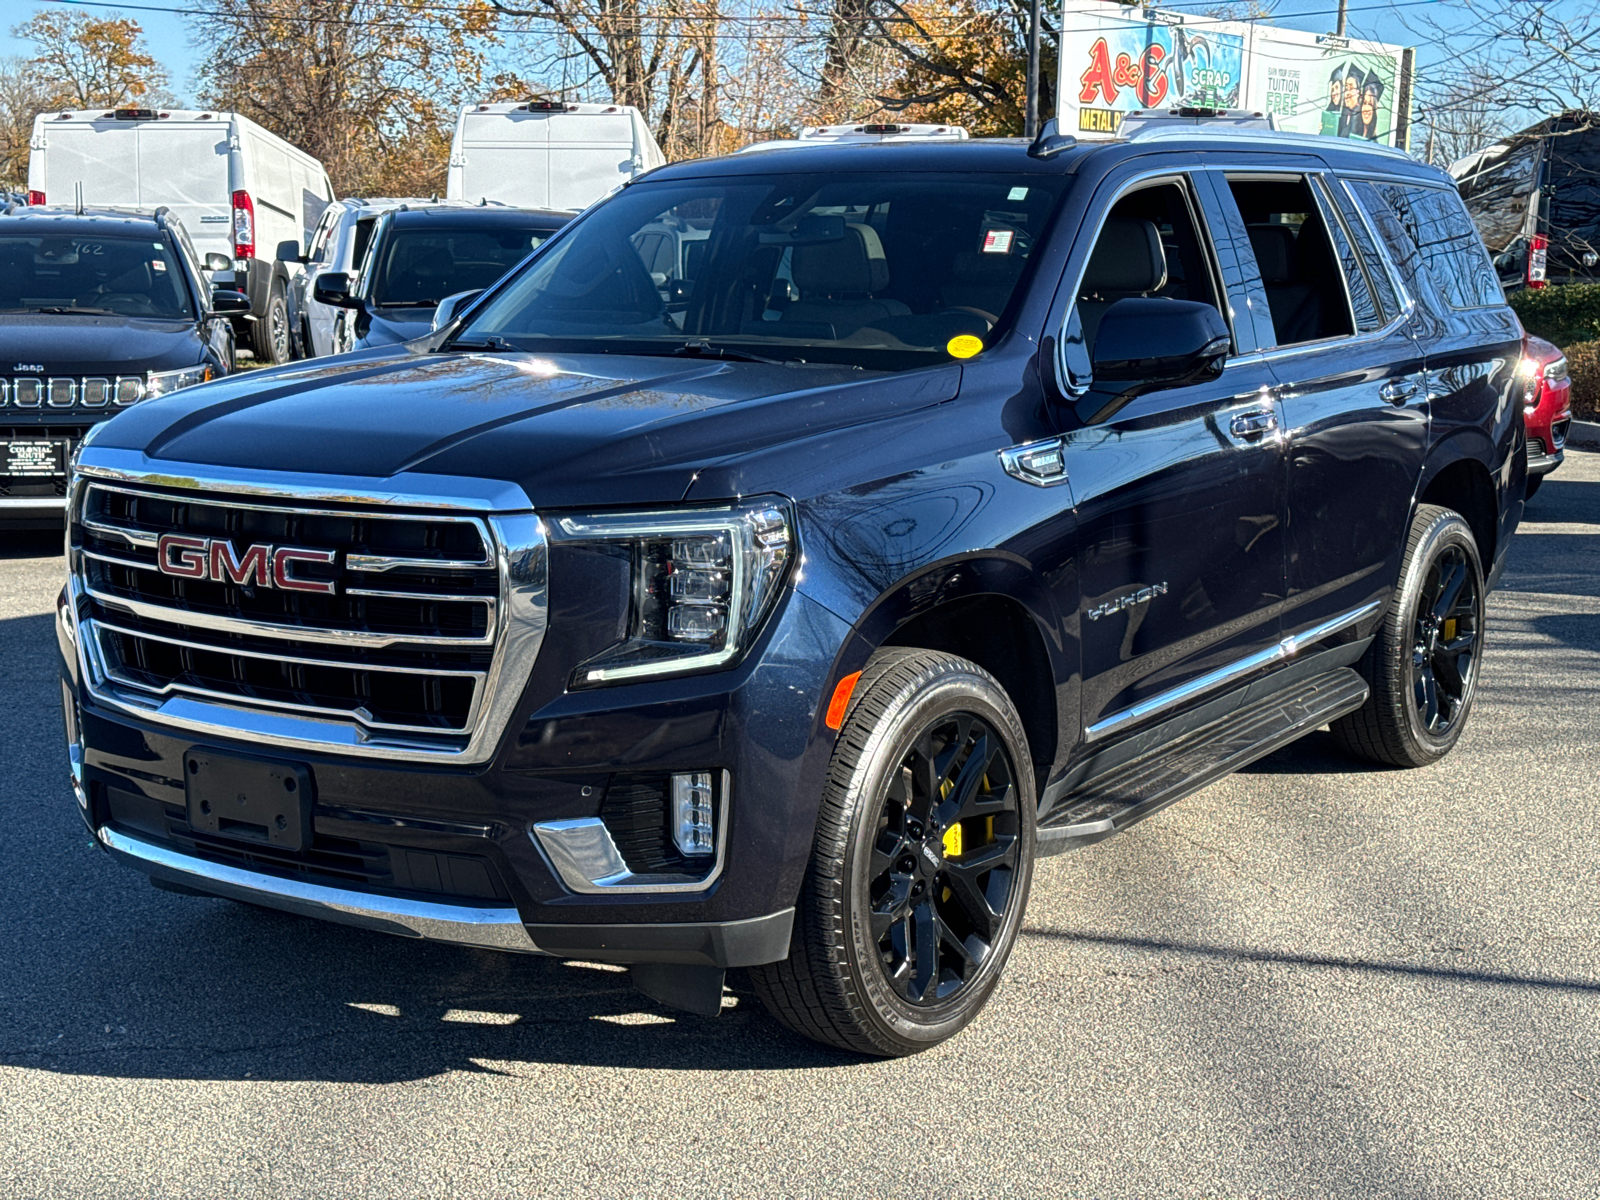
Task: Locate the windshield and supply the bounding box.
[453,172,1069,369]
[0,233,194,318]
[370,225,554,307]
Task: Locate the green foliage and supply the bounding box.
[1508,283,1600,349]
[1561,340,1600,420]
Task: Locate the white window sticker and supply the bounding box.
[982,229,1015,254]
[152,259,167,272]
[1007,186,1029,201]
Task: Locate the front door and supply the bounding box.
[1055,171,1288,748]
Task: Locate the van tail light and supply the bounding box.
[232,189,255,260]
[1527,234,1549,289]
[25,190,45,205]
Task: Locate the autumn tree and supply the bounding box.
[13,8,169,109]
[191,0,499,195]
[0,59,53,189]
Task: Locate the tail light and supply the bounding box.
[232,189,255,260]
[25,190,45,205]
[1527,234,1548,289]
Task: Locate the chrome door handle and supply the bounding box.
[1380,378,1419,405]
[1229,409,1279,439]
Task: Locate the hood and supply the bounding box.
[0,315,203,374]
[86,348,960,508]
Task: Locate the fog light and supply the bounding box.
[670,771,715,856]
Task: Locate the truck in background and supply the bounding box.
[27,107,335,364]
[445,101,664,212]
[1451,110,1600,290]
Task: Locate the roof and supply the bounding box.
[386,204,572,229]
[0,205,168,232]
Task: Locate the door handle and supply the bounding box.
[1229,409,1279,440]
[1380,378,1419,405]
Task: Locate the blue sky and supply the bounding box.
[0,0,1581,107]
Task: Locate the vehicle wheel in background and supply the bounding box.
[250,279,291,364]
[1332,504,1485,768]
[750,648,1036,1056]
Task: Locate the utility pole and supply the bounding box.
[1335,0,1347,37]
[1026,0,1042,139]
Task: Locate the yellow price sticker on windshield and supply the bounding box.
[947,335,984,359]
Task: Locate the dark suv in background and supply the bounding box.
[310,203,569,352]
[1,205,243,528]
[59,122,1523,1056]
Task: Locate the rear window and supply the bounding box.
[0,232,194,319]
[1364,181,1504,310]
[369,225,552,306]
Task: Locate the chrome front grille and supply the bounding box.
[0,375,145,409]
[68,466,549,763]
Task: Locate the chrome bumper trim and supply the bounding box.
[98,825,540,953]
[0,495,66,511]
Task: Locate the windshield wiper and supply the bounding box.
[446,335,516,352]
[15,306,119,316]
[379,300,438,308]
[671,340,794,366]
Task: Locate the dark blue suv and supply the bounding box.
[58,126,1524,1055]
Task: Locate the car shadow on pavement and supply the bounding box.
[1523,473,1600,523]
[1234,730,1384,776]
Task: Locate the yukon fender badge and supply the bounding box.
[999,436,1070,488]
[1087,582,1168,621]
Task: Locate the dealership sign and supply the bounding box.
[1059,4,1413,148]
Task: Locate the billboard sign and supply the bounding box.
[1060,4,1412,147]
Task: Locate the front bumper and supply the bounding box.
[98,825,793,966]
[0,494,67,522]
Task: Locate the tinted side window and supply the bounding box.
[1325,177,1403,320]
[1371,182,1504,309]
[1226,176,1355,347]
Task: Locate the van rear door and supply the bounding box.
[457,110,551,206]
[140,121,232,260]
[547,112,637,210]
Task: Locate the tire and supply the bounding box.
[1332,504,1486,767]
[250,279,291,364]
[750,648,1036,1056]
[1525,473,1543,501]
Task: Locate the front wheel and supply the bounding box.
[750,648,1036,1056]
[1332,505,1485,767]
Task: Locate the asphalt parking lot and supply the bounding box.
[2,450,1597,1199]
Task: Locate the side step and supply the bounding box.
[1038,668,1369,856]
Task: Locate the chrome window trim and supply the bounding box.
[67,455,549,765]
[532,771,731,895]
[1084,600,1381,744]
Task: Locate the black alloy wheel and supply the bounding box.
[1408,542,1480,738]
[868,712,1022,1007]
[1332,504,1486,767]
[749,648,1036,1056]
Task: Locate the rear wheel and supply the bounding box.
[750,648,1036,1056]
[1332,505,1485,767]
[250,279,291,364]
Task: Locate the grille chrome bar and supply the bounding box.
[90,618,486,735]
[68,453,548,764]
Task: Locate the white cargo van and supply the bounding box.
[446,101,665,211]
[27,107,335,363]
[738,122,970,153]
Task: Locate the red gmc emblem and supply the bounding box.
[156,534,336,594]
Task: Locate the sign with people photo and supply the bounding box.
[1059,4,1412,148]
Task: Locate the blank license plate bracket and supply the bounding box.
[184,749,313,852]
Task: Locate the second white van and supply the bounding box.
[446,101,665,212]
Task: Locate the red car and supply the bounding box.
[1523,334,1573,499]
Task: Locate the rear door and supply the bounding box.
[1213,170,1428,638]
[547,113,635,210]
[137,122,232,261]
[1055,164,1288,748]
[459,112,549,207]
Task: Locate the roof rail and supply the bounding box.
[1124,123,1416,162]
[1027,117,1077,160]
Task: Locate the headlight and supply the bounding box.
[145,364,215,398]
[556,500,793,686]
[1545,357,1568,383]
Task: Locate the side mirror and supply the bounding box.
[202,252,232,273]
[313,272,362,309]
[431,289,484,333]
[209,288,251,316]
[275,239,304,264]
[1080,297,1231,421]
